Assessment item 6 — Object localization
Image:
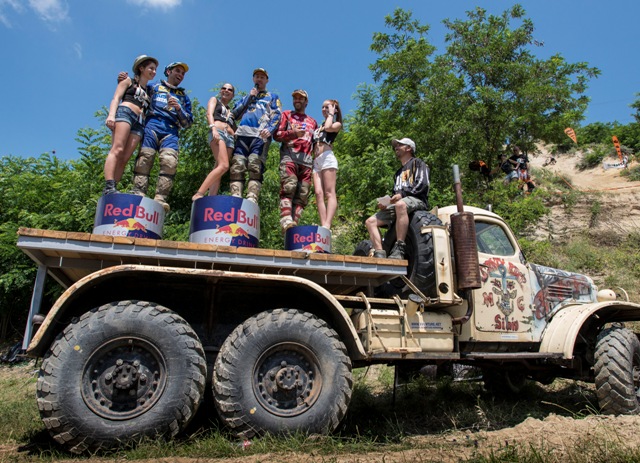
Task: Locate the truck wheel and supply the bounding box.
[594,326,640,414]
[482,369,528,394]
[213,309,353,438]
[382,211,442,297]
[36,300,206,453]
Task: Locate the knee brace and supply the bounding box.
[156,148,178,198]
[132,147,156,194]
[281,173,298,198]
[294,181,311,208]
[230,155,247,181]
[248,154,263,181]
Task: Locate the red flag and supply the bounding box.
[564,127,577,144]
[612,135,622,161]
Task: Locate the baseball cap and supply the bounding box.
[164,61,189,76]
[253,67,269,78]
[391,138,416,153]
[292,89,308,99]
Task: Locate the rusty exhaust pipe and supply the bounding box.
[450,165,481,324]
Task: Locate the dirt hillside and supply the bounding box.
[528,149,640,240]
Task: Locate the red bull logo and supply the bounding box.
[190,196,260,247]
[113,218,147,232]
[93,194,165,239]
[104,203,160,225]
[292,232,331,245]
[203,207,258,228]
[215,224,250,238]
[300,243,328,253]
[285,225,331,253]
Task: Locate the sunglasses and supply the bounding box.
[221,87,234,92]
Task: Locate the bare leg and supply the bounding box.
[209,146,233,196]
[104,122,136,181]
[313,170,327,226]
[394,200,409,242]
[365,215,384,250]
[320,168,337,229]
[193,139,230,201]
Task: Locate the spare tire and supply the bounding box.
[380,211,442,298]
[353,240,373,257]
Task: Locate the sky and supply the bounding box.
[1,0,639,161]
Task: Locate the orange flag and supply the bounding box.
[612,135,622,161]
[564,127,577,144]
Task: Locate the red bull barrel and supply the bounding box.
[190,196,260,247]
[285,225,331,253]
[93,194,165,239]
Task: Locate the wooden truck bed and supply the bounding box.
[16,228,407,296]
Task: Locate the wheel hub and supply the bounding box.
[254,343,322,417]
[82,337,166,420]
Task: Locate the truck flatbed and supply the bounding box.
[16,228,407,295]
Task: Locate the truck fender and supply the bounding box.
[27,265,369,360]
[539,301,640,358]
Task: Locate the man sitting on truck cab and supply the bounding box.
[365,138,430,259]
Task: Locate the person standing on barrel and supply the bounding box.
[274,89,317,232]
[103,55,157,196]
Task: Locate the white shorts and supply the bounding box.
[313,150,338,173]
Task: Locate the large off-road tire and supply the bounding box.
[594,326,640,414]
[213,309,353,438]
[36,300,206,453]
[381,210,442,297]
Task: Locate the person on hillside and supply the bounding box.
[365,138,430,260]
[313,99,343,230]
[273,89,318,232]
[193,83,237,200]
[103,55,157,196]
[127,61,194,212]
[229,68,282,203]
[508,145,535,192]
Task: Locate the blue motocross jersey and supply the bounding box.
[145,80,193,134]
[232,90,282,138]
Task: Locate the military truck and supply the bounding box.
[17,171,640,453]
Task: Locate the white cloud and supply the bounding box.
[126,0,182,11]
[73,42,82,59]
[27,0,69,23]
[0,0,24,27]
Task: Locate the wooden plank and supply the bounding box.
[309,253,329,262]
[273,249,292,258]
[90,234,114,244]
[112,236,136,245]
[18,228,44,237]
[157,239,180,250]
[236,247,275,257]
[66,231,91,241]
[344,255,364,264]
[216,245,237,253]
[46,230,69,240]
[132,237,158,247]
